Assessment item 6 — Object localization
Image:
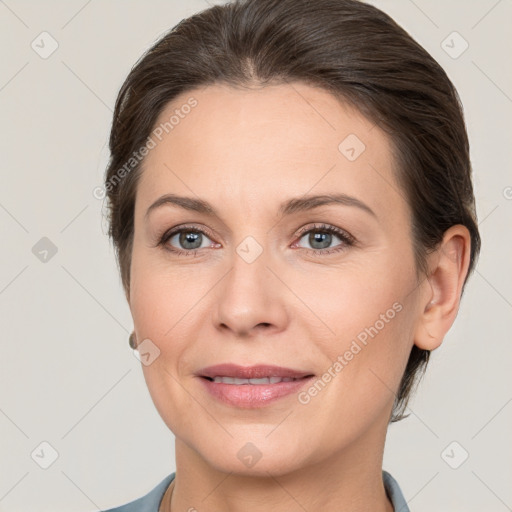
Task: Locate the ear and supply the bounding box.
[414,225,472,351]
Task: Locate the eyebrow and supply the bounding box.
[144,192,377,220]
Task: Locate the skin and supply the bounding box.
[127,82,471,512]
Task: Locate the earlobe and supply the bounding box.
[413,225,471,351]
[415,301,442,350]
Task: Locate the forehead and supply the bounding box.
[137,82,407,224]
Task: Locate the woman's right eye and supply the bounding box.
[160,226,217,256]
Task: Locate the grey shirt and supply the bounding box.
[102,470,410,512]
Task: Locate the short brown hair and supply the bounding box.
[104,0,481,422]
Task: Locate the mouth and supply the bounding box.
[196,364,315,408]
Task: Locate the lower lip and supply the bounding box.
[198,376,314,408]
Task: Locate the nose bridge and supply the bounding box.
[235,232,267,266]
[228,231,272,300]
[212,231,286,335]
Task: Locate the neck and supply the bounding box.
[168,416,394,512]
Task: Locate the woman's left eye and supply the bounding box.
[294,224,355,255]
[158,223,355,256]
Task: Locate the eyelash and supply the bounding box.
[157,223,356,257]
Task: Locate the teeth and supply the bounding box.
[211,376,298,384]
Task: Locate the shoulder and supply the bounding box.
[382,470,410,512]
[101,472,176,512]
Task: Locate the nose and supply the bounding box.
[211,247,289,339]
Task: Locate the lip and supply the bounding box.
[196,363,314,380]
[196,364,315,409]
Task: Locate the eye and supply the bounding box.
[158,225,218,256]
[294,223,355,255]
[157,222,355,257]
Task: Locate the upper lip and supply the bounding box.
[197,364,314,380]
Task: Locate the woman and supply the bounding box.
[101,0,481,510]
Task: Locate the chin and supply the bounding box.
[191,432,315,478]
[210,453,306,478]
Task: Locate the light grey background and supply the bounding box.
[0,0,510,511]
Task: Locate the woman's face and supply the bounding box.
[129,82,427,476]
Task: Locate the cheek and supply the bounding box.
[129,248,183,335]
[297,301,414,450]
[305,259,416,390]
[140,361,184,438]
[298,257,410,336]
